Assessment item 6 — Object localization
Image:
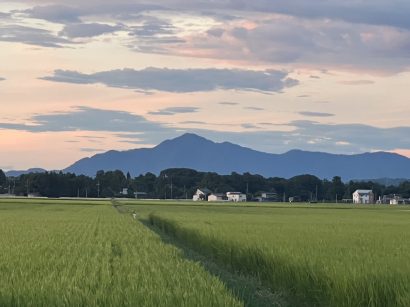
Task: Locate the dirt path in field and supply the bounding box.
[142,221,287,306]
[112,201,286,307]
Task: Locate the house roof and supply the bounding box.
[354,189,373,194]
[198,188,212,194]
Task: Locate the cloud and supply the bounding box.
[21,1,410,30]
[0,25,72,48]
[144,16,410,72]
[0,77,5,81]
[219,102,239,106]
[340,80,375,85]
[20,3,163,23]
[129,17,175,37]
[207,28,225,38]
[229,0,410,30]
[154,0,410,31]
[244,106,265,111]
[0,106,409,154]
[0,106,172,135]
[22,5,82,23]
[148,107,200,116]
[80,148,104,153]
[299,111,335,117]
[179,121,207,125]
[7,2,410,71]
[41,68,299,93]
[241,123,258,129]
[59,23,123,38]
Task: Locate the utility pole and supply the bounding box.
[85,188,88,198]
[315,184,318,201]
[26,180,29,196]
[170,177,173,200]
[163,174,168,200]
[77,188,80,198]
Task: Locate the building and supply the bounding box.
[353,190,374,204]
[193,188,212,201]
[259,192,277,202]
[388,195,409,205]
[208,193,227,202]
[227,192,247,202]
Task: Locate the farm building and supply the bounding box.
[227,192,247,202]
[193,188,212,201]
[208,193,227,202]
[259,192,278,202]
[388,195,409,205]
[353,190,374,204]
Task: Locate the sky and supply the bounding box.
[0,0,409,170]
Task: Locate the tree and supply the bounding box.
[331,176,345,201]
[0,169,6,191]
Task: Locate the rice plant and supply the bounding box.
[0,200,242,306]
[140,203,410,306]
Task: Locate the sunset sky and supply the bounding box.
[0,0,409,170]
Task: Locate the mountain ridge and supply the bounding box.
[62,133,410,180]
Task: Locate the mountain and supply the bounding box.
[64,133,410,180]
[6,168,46,177]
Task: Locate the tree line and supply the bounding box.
[0,168,409,201]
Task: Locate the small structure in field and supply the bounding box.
[227,192,247,202]
[353,190,374,204]
[258,192,277,202]
[388,195,409,205]
[193,188,212,201]
[208,193,227,202]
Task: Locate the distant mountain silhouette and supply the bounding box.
[6,168,46,177]
[63,133,410,180]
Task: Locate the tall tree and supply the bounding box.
[0,169,7,190]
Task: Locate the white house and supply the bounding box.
[227,192,247,202]
[208,193,227,202]
[193,188,212,201]
[353,190,374,204]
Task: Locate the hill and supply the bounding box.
[63,133,410,180]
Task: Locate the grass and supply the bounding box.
[2,197,409,306]
[121,201,410,306]
[0,199,242,306]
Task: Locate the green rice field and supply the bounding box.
[0,199,241,306]
[1,198,409,306]
[123,201,410,307]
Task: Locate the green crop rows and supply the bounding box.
[0,199,241,306]
[1,198,409,306]
[123,201,410,307]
